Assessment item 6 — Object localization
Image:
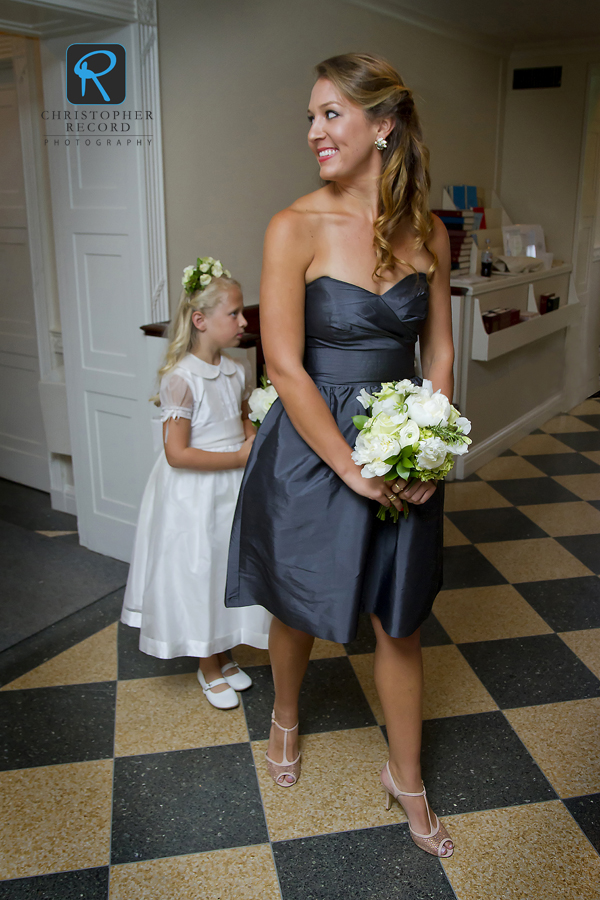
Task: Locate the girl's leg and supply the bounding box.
[198,653,229,693]
[371,614,453,851]
[267,616,314,776]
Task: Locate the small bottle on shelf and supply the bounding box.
[481,239,493,278]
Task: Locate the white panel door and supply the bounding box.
[0,74,49,490]
[41,25,158,561]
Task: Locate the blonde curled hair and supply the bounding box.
[151,275,241,405]
[314,52,437,281]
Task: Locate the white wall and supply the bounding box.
[157,0,504,307]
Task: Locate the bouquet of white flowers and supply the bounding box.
[351,379,472,522]
[248,376,278,427]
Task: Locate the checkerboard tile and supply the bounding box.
[1,396,599,898]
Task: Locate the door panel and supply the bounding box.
[0,78,49,490]
[42,25,158,561]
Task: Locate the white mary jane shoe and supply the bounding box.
[221,660,253,691]
[197,669,239,709]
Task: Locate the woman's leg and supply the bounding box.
[371,614,453,851]
[267,616,314,774]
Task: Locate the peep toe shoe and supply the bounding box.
[381,762,454,858]
[265,711,301,787]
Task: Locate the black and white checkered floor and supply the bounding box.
[0,398,599,899]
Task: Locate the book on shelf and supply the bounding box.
[443,185,478,209]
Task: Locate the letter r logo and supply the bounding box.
[66,43,126,105]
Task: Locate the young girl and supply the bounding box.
[121,258,271,709]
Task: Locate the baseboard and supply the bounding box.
[50,484,77,516]
[454,392,564,479]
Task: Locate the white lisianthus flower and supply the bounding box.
[416,436,449,470]
[248,384,278,424]
[206,256,215,264]
[406,387,452,427]
[448,440,469,456]
[398,419,420,448]
[372,394,407,420]
[224,269,231,277]
[356,389,374,410]
[395,378,420,394]
[212,262,223,277]
[456,416,472,435]
[182,265,195,279]
[199,273,212,287]
[198,262,211,273]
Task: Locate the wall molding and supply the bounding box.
[454,392,566,479]
[139,22,169,322]
[345,0,508,56]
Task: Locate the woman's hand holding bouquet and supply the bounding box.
[351,380,472,521]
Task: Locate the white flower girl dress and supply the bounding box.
[121,352,271,658]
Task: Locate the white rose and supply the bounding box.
[182,265,195,278]
[398,419,420,448]
[356,389,374,410]
[198,262,211,273]
[211,262,223,278]
[248,385,278,423]
[406,387,452,427]
[416,436,449,470]
[456,416,472,435]
[199,273,212,287]
[351,431,400,478]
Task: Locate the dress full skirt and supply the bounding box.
[225,274,444,643]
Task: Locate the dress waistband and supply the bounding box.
[304,346,415,386]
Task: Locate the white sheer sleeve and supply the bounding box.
[159,372,194,422]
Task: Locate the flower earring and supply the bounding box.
[375,137,388,150]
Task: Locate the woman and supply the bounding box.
[226,52,455,858]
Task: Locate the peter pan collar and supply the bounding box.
[180,353,238,379]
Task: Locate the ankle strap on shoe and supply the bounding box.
[202,676,229,693]
[271,710,299,732]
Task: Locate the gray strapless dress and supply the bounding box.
[225,273,444,642]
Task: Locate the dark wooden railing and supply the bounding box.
[140,304,264,374]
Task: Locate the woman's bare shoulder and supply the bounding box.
[265,187,333,264]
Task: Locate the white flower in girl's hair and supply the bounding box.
[199,273,211,287]
[198,262,211,273]
[181,265,195,286]
[224,269,231,278]
[212,261,224,278]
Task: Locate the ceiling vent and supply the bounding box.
[512,67,562,90]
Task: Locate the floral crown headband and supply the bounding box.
[181,256,231,295]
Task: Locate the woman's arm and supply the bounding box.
[260,210,397,508]
[396,215,454,505]
[163,417,254,471]
[419,215,454,399]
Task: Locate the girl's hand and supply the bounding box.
[391,478,437,505]
[236,434,256,467]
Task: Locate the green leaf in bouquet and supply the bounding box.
[395,464,411,479]
[384,454,401,465]
[384,470,398,481]
[352,415,370,430]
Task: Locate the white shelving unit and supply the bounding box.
[470,270,580,361]
[448,263,581,478]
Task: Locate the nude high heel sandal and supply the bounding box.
[265,711,301,787]
[381,762,454,858]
